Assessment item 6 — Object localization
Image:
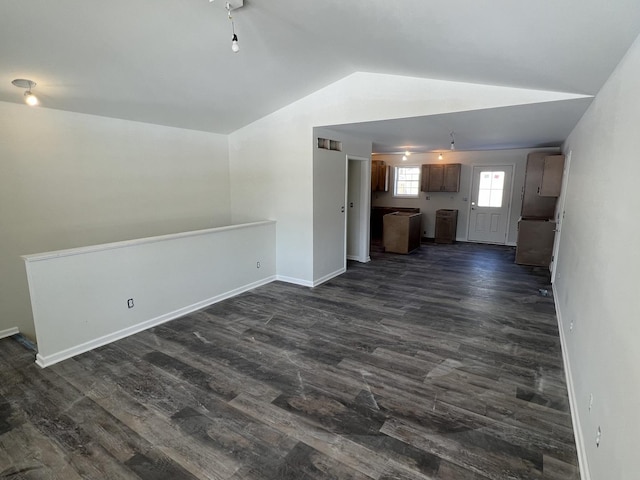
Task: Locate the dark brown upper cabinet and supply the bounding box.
[421,163,461,192]
[521,153,565,218]
[371,160,389,192]
[539,155,565,197]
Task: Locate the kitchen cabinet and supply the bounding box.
[435,209,458,244]
[516,219,556,266]
[421,163,461,192]
[521,153,564,218]
[371,160,389,192]
[516,151,564,267]
[370,206,420,239]
[383,212,422,254]
[540,155,565,196]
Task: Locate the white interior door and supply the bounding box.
[551,151,571,283]
[347,160,361,260]
[346,156,371,263]
[467,165,513,244]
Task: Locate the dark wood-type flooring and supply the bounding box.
[0,242,579,479]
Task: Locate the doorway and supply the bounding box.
[467,165,514,244]
[346,156,371,264]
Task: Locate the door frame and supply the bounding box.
[551,150,572,283]
[466,163,516,245]
[346,155,371,264]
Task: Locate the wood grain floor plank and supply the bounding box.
[0,242,579,479]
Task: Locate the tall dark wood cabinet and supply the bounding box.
[516,152,565,266]
[435,209,458,244]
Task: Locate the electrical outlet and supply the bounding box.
[425,195,430,200]
[127,298,134,309]
[589,394,594,411]
[596,426,602,447]
[256,261,261,269]
[570,321,574,331]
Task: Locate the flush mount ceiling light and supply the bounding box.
[450,132,456,150]
[12,78,38,106]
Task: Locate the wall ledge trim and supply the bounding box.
[35,275,276,368]
[23,221,276,263]
[554,295,591,480]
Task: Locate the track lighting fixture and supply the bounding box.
[450,132,456,150]
[12,79,39,106]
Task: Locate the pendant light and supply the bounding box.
[226,2,240,53]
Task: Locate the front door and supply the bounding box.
[467,165,513,244]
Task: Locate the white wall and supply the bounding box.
[229,72,580,284]
[24,221,276,367]
[313,128,372,284]
[372,149,559,244]
[555,34,640,480]
[0,101,231,340]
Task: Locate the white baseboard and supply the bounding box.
[554,294,590,480]
[35,276,277,368]
[346,255,370,263]
[276,275,314,287]
[0,327,19,340]
[313,267,346,287]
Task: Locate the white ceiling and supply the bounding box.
[329,98,595,153]
[2,0,639,152]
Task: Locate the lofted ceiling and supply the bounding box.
[1,0,639,153]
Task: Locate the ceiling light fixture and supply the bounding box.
[402,155,407,161]
[438,153,443,161]
[12,79,38,106]
[450,132,456,150]
[226,2,240,53]
[404,150,411,157]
